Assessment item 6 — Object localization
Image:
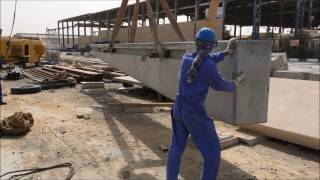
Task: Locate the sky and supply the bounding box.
[0,0,137,36]
[0,0,288,37]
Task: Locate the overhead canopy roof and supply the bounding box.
[59,0,320,28]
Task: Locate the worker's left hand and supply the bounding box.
[226,37,240,55]
[233,71,246,87]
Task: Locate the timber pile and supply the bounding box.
[52,65,103,81]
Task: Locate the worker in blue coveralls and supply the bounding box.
[0,57,6,105]
[167,27,246,180]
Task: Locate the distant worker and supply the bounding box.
[167,28,245,180]
[0,57,7,105]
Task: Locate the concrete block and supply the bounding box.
[270,53,288,74]
[92,41,272,125]
[242,78,320,150]
[273,71,306,80]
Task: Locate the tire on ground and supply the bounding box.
[11,85,42,94]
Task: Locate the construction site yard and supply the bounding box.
[1,79,319,180]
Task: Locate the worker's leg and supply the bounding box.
[167,112,189,180]
[183,113,220,180]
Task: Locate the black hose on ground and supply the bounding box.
[0,162,75,180]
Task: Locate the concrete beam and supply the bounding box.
[91,40,272,125]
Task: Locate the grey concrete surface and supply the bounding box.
[91,41,272,125]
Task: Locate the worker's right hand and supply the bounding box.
[233,71,246,87]
[226,37,240,55]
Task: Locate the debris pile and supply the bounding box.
[0,112,34,136]
[53,70,69,80]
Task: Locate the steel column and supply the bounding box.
[156,0,160,25]
[84,20,87,36]
[295,0,305,37]
[72,21,75,47]
[77,19,80,38]
[62,22,65,49]
[308,0,314,29]
[57,22,61,44]
[194,0,200,36]
[141,3,146,27]
[252,0,262,39]
[174,0,178,19]
[66,21,70,45]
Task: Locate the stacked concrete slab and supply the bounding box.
[243,78,320,150]
[91,41,272,125]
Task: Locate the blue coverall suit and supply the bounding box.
[167,52,236,180]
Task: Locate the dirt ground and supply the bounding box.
[1,79,319,180]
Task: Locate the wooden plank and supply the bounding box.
[159,0,186,41]
[52,65,103,81]
[145,0,165,58]
[108,0,129,52]
[129,0,140,43]
[113,76,143,86]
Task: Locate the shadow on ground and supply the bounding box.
[87,90,257,180]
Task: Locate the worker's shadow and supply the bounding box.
[88,90,257,180]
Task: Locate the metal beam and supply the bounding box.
[108,0,129,52]
[159,0,186,41]
[129,0,140,43]
[146,0,165,58]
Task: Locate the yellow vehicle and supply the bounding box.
[0,37,44,66]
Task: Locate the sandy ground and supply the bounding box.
[0,79,319,180]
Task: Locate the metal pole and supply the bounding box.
[57,22,61,44]
[66,21,70,45]
[252,0,262,39]
[106,12,110,41]
[72,21,75,47]
[295,0,305,37]
[98,15,101,31]
[141,3,146,27]
[62,21,65,49]
[222,0,228,40]
[84,20,87,36]
[194,0,200,36]
[174,0,178,20]
[77,19,80,38]
[279,0,283,34]
[156,0,160,25]
[308,0,314,29]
